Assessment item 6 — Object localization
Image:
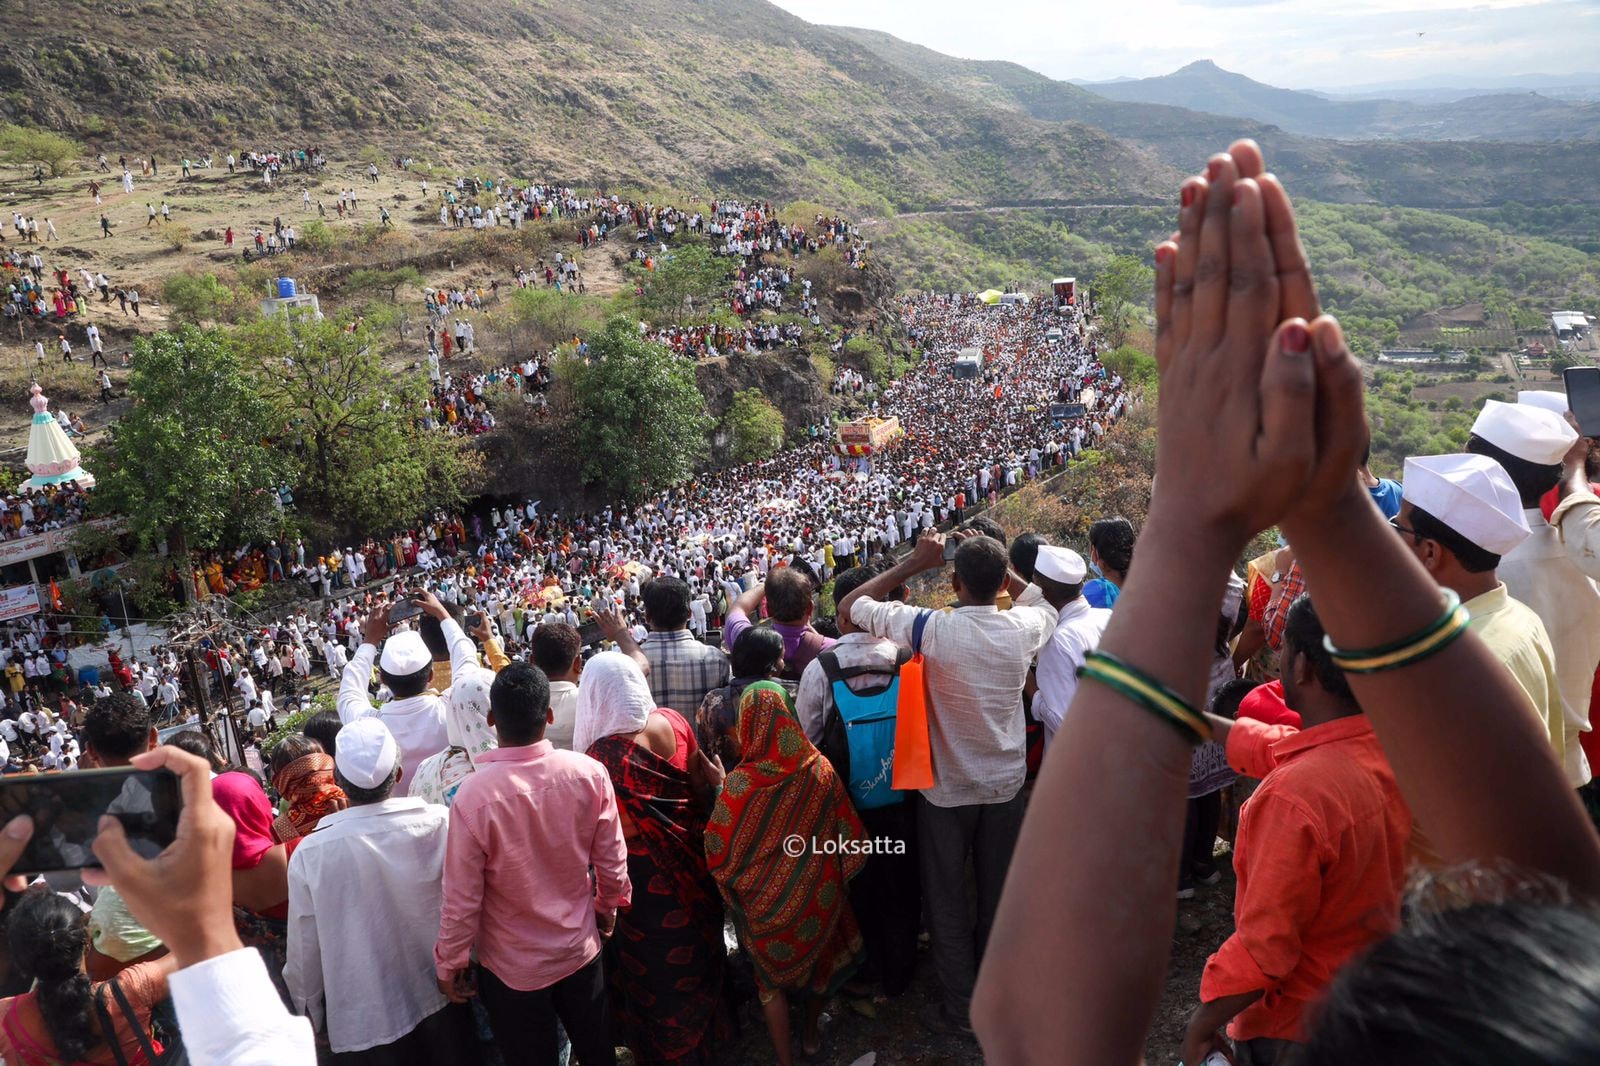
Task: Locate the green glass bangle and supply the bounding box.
[1085,651,1206,724]
[1077,659,1208,744]
[1333,610,1471,675]
[1322,589,1461,661]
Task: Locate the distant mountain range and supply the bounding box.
[1077,60,1600,141]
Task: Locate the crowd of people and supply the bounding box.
[1,136,1598,1066]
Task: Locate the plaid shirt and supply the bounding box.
[1262,562,1306,653]
[641,630,731,714]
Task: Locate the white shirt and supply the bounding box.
[286,798,451,1053]
[1501,503,1600,787]
[851,586,1056,807]
[338,640,449,790]
[172,948,316,1064]
[1032,597,1112,747]
[546,681,579,751]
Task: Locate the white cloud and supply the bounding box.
[769,0,1596,88]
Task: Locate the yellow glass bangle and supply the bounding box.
[1328,606,1471,674]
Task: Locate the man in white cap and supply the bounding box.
[1469,399,1600,786]
[1396,454,1565,769]
[285,717,472,1063]
[337,593,454,789]
[1030,544,1111,748]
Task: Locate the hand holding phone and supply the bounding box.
[387,595,426,626]
[1564,367,1600,439]
[0,766,181,874]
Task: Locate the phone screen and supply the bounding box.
[388,597,425,626]
[943,539,959,562]
[0,768,182,874]
[1564,367,1600,439]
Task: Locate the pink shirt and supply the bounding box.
[434,742,631,991]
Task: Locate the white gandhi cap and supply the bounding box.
[379,630,431,675]
[1402,453,1531,556]
[1034,545,1087,583]
[1518,390,1569,416]
[335,717,400,790]
[1471,399,1576,465]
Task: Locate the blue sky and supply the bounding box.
[769,0,1598,90]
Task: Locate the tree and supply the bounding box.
[87,328,292,602]
[343,266,423,304]
[508,286,606,348]
[0,123,82,178]
[162,273,238,325]
[236,317,482,535]
[566,316,711,501]
[630,243,729,326]
[1091,254,1155,348]
[724,389,786,462]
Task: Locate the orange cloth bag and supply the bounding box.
[892,611,935,791]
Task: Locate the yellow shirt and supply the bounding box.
[1465,583,1565,768]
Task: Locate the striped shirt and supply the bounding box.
[641,629,731,714]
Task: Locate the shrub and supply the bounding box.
[724,389,786,462]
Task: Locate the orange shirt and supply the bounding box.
[1200,715,1411,1042]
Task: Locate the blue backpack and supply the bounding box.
[817,645,912,810]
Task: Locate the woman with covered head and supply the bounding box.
[409,662,497,808]
[704,680,866,1065]
[266,734,347,841]
[574,651,727,1065]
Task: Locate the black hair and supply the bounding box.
[9,888,98,1061]
[1210,678,1259,719]
[954,535,1009,601]
[1408,505,1502,574]
[1303,900,1600,1066]
[1088,517,1136,574]
[489,661,552,744]
[530,622,582,677]
[731,626,785,679]
[830,562,878,608]
[268,733,324,779]
[1466,435,1562,509]
[641,576,692,630]
[303,709,344,759]
[1282,594,1357,706]
[167,729,221,770]
[380,663,431,699]
[968,516,1008,547]
[335,766,398,805]
[764,567,814,624]
[83,692,150,762]
[1009,532,1049,582]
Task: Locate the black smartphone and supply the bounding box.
[466,612,486,631]
[1564,367,1600,438]
[387,596,425,626]
[0,768,182,874]
[943,539,958,562]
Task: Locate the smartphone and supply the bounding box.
[1564,367,1600,438]
[466,612,486,631]
[387,596,425,626]
[0,767,182,874]
[943,539,958,562]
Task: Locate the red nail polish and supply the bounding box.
[1155,245,1172,265]
[1283,323,1310,353]
[1181,185,1195,208]
[1207,159,1223,181]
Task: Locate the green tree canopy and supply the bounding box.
[565,316,711,501]
[724,389,786,462]
[236,316,482,536]
[343,266,423,304]
[87,328,292,598]
[162,272,239,326]
[629,243,729,326]
[0,123,82,177]
[1091,254,1155,348]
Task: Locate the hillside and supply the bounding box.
[1083,60,1600,142]
[2,0,1174,213]
[829,30,1600,207]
